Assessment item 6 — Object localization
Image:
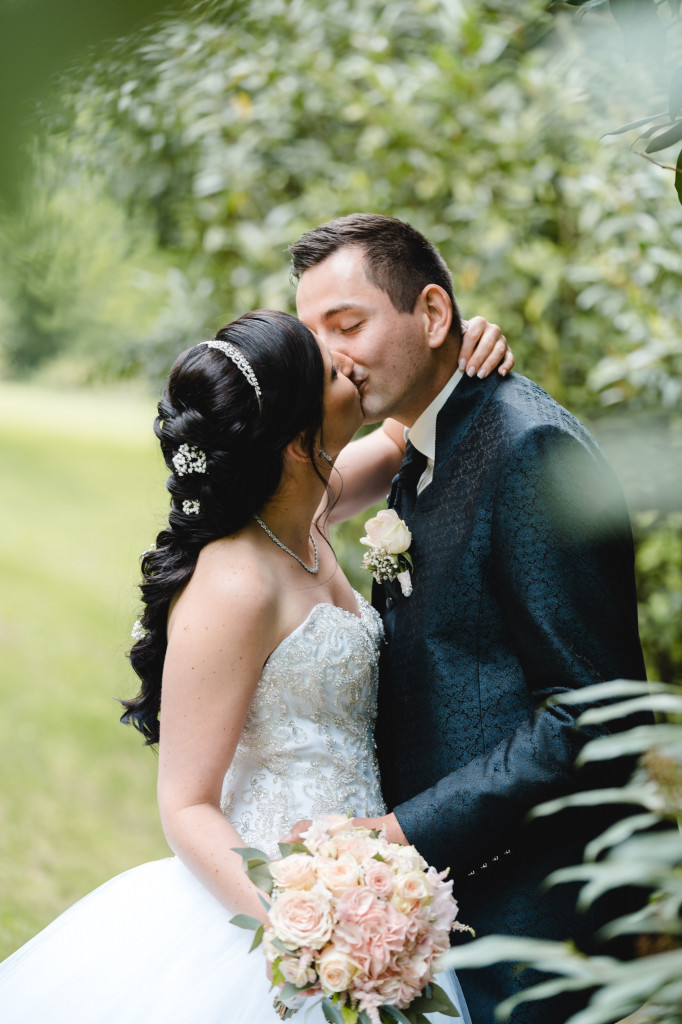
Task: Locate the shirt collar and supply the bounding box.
[406,368,463,461]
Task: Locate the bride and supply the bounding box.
[0,309,507,1022]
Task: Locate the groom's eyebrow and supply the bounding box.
[322,302,360,321]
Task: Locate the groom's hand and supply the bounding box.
[281,813,408,846]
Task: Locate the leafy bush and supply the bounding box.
[440,679,682,1024]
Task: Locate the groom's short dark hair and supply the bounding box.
[289,214,461,333]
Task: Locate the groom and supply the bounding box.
[289,214,646,1023]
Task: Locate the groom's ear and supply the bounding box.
[418,284,453,350]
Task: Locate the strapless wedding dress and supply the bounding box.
[0,595,469,1023]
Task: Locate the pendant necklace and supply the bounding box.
[252,513,319,574]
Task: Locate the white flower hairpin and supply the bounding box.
[172,444,207,476]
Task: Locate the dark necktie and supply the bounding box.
[392,441,428,519]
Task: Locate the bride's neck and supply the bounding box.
[257,463,328,548]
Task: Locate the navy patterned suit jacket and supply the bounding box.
[373,371,646,1022]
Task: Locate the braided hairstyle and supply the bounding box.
[121,310,326,745]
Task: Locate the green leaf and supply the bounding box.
[281,982,305,1001]
[601,111,668,136]
[271,937,292,955]
[247,862,274,895]
[577,725,682,763]
[229,913,262,931]
[547,680,667,706]
[233,846,270,864]
[584,812,660,861]
[278,841,312,857]
[579,692,682,723]
[322,999,346,1024]
[257,893,271,914]
[645,120,682,154]
[423,982,460,1016]
[271,962,285,988]
[341,1004,359,1024]
[249,923,264,952]
[380,1006,412,1024]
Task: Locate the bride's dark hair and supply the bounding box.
[121,309,326,745]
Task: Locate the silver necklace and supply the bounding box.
[252,513,319,574]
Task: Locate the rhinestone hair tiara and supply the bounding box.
[201,339,262,411]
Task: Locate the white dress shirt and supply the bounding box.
[406,368,463,494]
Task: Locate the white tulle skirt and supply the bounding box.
[0,856,471,1024]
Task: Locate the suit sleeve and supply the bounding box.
[392,425,646,873]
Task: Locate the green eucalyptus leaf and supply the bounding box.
[380,1006,412,1024]
[278,841,312,857]
[229,913,262,931]
[281,982,305,1000]
[233,846,270,865]
[341,1004,359,1024]
[249,923,264,952]
[322,999,346,1024]
[247,862,274,894]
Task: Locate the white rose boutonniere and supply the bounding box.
[360,509,414,597]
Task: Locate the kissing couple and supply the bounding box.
[0,214,645,1024]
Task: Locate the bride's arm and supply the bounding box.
[156,552,279,924]
[324,419,405,524]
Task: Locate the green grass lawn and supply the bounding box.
[0,381,172,958]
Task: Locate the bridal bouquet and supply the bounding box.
[231,816,469,1023]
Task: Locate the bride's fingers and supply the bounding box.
[459,316,508,378]
[477,337,514,379]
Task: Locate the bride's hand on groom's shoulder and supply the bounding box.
[459,316,514,379]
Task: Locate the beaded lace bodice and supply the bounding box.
[220,593,386,857]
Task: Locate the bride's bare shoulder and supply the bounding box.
[168,533,280,642]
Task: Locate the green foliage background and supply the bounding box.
[1,0,681,960]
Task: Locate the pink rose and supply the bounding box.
[270,853,317,891]
[362,859,395,899]
[269,888,333,950]
[314,853,362,897]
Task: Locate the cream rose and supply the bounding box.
[360,509,412,555]
[316,949,361,993]
[391,870,431,912]
[387,844,428,874]
[268,888,333,950]
[314,853,362,897]
[270,853,317,891]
